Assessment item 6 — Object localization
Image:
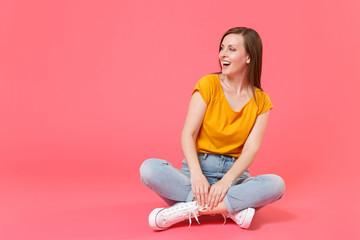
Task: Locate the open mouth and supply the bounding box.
[222,62,231,67]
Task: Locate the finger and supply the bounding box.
[199,187,205,207]
[211,193,219,209]
[197,187,202,204]
[191,186,196,201]
[194,186,200,203]
[207,188,214,209]
[202,185,208,207]
[219,190,226,203]
[211,188,219,208]
[209,189,217,210]
[206,187,211,206]
[214,192,221,208]
[204,186,209,207]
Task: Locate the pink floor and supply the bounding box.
[1,163,359,240]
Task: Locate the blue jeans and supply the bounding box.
[140,153,285,214]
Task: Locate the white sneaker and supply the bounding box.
[149,201,204,230]
[223,208,255,229]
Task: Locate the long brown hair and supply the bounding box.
[217,27,264,101]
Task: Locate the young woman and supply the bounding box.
[140,27,285,230]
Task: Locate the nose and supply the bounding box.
[219,49,227,59]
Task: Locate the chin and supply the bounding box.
[221,69,229,75]
[221,71,234,77]
[221,68,243,78]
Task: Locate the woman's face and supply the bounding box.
[219,33,250,78]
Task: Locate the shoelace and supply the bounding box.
[161,203,205,228]
[162,209,200,228]
[221,213,228,225]
[187,211,200,227]
[186,205,208,227]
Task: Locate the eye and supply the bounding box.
[229,48,236,52]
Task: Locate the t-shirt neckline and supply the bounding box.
[216,73,256,113]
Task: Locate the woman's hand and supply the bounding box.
[206,178,232,210]
[191,173,210,207]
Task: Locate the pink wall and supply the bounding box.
[0,1,360,237]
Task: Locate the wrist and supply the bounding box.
[187,162,203,176]
[220,175,234,186]
[190,169,203,177]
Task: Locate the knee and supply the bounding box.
[139,158,166,183]
[266,174,286,199]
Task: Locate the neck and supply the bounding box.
[220,72,249,95]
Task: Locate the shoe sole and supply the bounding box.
[239,208,255,229]
[149,208,167,231]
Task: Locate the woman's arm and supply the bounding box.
[181,90,209,206]
[207,110,271,209]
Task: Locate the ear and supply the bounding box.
[246,54,251,64]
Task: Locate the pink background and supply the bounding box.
[1,0,359,239]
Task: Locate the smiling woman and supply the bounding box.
[139,27,285,231]
[220,35,250,79]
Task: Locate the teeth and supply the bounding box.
[222,61,231,65]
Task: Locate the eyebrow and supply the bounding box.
[220,44,238,47]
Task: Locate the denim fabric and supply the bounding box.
[140,153,285,214]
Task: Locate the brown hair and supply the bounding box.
[218,27,264,99]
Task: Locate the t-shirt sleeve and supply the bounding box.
[257,92,274,115]
[191,75,212,105]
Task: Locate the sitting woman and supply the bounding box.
[140,27,285,230]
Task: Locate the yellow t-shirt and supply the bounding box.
[192,74,274,158]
